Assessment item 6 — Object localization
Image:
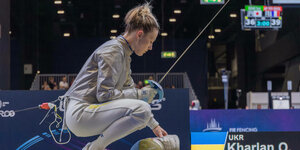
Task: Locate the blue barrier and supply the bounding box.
[190,109,300,132]
[0,89,190,150]
[190,109,300,150]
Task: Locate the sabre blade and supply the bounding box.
[158,0,231,84]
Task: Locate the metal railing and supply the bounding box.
[132,73,156,85]
[156,73,184,88]
[183,72,198,101]
[30,72,198,103]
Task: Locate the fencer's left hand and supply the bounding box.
[152,125,168,138]
[137,86,158,103]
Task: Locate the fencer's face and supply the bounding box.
[133,29,158,56]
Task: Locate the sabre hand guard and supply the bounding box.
[148,80,165,104]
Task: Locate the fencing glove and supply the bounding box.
[137,86,158,104]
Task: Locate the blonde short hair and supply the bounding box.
[124,2,160,34]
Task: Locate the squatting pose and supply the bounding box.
[62,2,179,150]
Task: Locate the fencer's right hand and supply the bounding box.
[152,125,168,138]
[137,86,158,103]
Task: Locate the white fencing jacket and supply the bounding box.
[64,36,159,129]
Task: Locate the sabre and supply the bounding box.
[158,0,231,84]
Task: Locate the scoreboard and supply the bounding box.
[241,5,283,30]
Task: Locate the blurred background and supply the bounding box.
[1,0,300,109]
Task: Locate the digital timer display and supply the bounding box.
[256,20,270,27]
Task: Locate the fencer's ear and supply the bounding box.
[136,30,144,39]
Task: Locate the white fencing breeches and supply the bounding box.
[65,98,153,150]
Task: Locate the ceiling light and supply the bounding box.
[230,13,237,18]
[63,33,70,37]
[110,36,116,39]
[57,10,65,14]
[54,0,62,4]
[161,32,168,37]
[110,29,117,33]
[174,10,181,14]
[208,35,215,39]
[214,29,221,33]
[112,14,120,19]
[169,18,176,22]
[9,31,12,35]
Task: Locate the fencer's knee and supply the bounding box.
[134,101,152,123]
